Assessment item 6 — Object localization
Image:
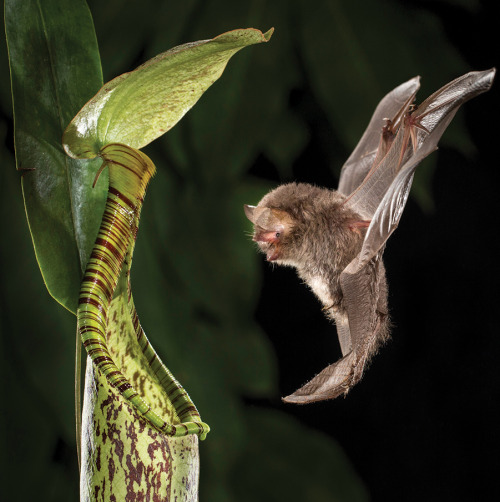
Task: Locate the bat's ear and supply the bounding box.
[244,204,277,227]
[244,204,256,223]
[244,205,293,231]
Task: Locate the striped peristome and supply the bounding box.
[78,143,209,439]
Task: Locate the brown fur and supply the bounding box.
[250,182,368,317]
[246,182,390,401]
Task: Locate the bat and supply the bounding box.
[78,143,209,438]
[244,69,495,404]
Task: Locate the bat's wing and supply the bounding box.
[284,256,388,404]
[347,68,495,267]
[283,69,495,404]
[338,77,420,197]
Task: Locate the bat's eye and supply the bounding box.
[275,232,281,238]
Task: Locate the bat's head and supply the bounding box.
[245,183,370,272]
[244,204,295,262]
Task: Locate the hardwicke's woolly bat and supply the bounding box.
[244,69,495,404]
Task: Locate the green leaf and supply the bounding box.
[5,0,105,313]
[63,28,273,159]
[161,5,303,182]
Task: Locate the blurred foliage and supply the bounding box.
[0,0,489,500]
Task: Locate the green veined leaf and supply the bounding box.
[5,0,105,313]
[63,28,273,159]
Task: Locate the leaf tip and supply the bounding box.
[263,27,274,41]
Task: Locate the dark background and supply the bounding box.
[1,0,499,500]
